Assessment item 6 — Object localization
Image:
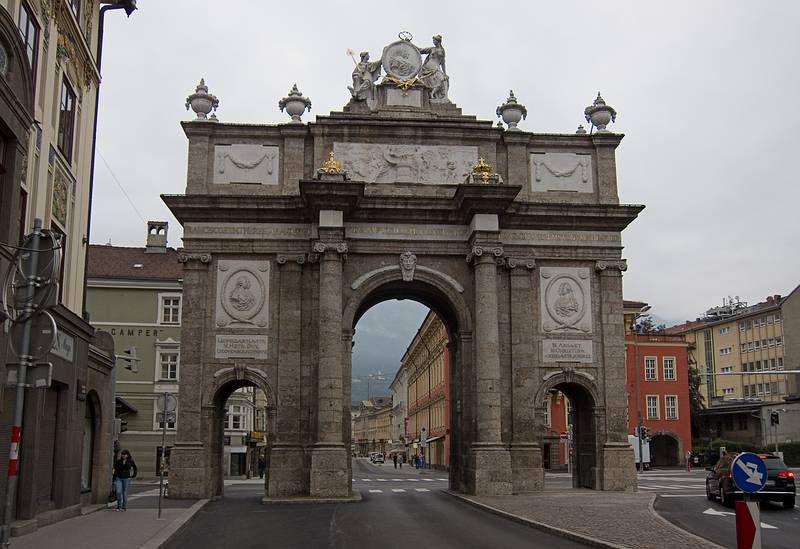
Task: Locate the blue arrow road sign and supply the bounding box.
[731,452,767,493]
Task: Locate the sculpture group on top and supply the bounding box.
[348,32,450,109]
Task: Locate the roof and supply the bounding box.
[87,245,183,281]
[666,290,795,334]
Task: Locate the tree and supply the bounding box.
[634,316,665,334]
[687,362,706,439]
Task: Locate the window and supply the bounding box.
[769,358,776,370]
[720,346,732,356]
[16,2,39,79]
[757,383,764,395]
[663,357,676,380]
[719,326,730,335]
[748,342,754,352]
[159,295,181,324]
[665,396,678,419]
[739,321,745,331]
[722,388,734,395]
[754,340,760,350]
[159,352,179,380]
[646,395,659,419]
[767,315,773,325]
[721,366,733,374]
[770,382,778,395]
[755,360,762,371]
[764,383,771,395]
[778,357,784,369]
[745,320,753,330]
[743,385,750,397]
[761,339,767,348]
[51,224,66,303]
[227,405,245,430]
[156,406,176,430]
[740,343,747,353]
[543,398,550,428]
[644,357,657,380]
[57,79,76,161]
[776,337,783,346]
[769,338,776,347]
[775,313,781,323]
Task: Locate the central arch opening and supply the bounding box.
[347,275,468,494]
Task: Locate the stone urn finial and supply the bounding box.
[576,124,587,134]
[185,78,219,121]
[496,90,528,131]
[584,92,617,133]
[278,84,312,123]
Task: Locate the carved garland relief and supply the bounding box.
[530,152,593,193]
[215,260,270,328]
[540,267,592,333]
[213,145,279,185]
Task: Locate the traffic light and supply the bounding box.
[639,426,649,440]
[771,411,780,426]
[120,418,128,433]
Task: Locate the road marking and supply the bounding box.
[437,478,448,481]
[391,489,406,493]
[392,479,403,481]
[408,479,419,482]
[660,494,708,497]
[639,486,657,490]
[415,488,430,492]
[422,479,434,482]
[369,489,382,493]
[377,479,387,482]
[361,478,371,481]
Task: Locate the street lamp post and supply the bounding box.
[632,305,651,473]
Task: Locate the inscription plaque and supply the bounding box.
[542,339,593,363]
[215,335,268,360]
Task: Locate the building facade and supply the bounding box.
[0,0,127,534]
[403,312,450,469]
[86,222,265,478]
[351,397,391,456]
[624,301,691,466]
[388,366,408,458]
[667,291,799,405]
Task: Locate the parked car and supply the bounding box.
[373,453,385,464]
[706,453,795,509]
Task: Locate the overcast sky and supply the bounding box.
[93,1,800,373]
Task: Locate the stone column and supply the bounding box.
[595,259,636,491]
[268,255,306,498]
[505,258,543,493]
[169,252,212,499]
[469,244,512,495]
[309,241,350,498]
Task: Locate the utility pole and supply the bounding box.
[632,305,651,473]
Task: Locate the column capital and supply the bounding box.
[178,251,212,264]
[500,257,535,271]
[594,259,627,273]
[313,241,348,260]
[466,244,504,265]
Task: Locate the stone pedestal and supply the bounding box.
[266,444,306,498]
[510,442,544,493]
[599,443,637,491]
[309,444,350,498]
[471,444,513,495]
[168,442,208,499]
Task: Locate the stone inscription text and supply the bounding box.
[215,335,269,360]
[542,339,593,363]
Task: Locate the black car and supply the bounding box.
[706,453,795,509]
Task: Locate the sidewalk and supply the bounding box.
[8,500,208,549]
[451,490,725,549]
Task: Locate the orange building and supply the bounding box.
[624,301,692,466]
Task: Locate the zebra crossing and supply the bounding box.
[356,478,448,482]
[356,476,446,496]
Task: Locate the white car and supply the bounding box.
[373,453,384,464]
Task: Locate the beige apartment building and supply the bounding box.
[668,289,799,404]
[352,397,391,456]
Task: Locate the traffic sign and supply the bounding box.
[559,432,568,441]
[731,452,767,493]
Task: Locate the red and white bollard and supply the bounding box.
[735,499,761,549]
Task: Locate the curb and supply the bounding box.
[138,498,210,549]
[445,491,627,549]
[648,495,727,549]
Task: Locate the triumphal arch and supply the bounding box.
[165,33,643,500]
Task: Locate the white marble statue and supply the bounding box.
[348,51,382,105]
[419,35,449,102]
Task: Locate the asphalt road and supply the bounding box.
[566,468,800,549]
[163,458,587,549]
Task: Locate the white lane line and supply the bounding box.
[361,478,371,481]
[660,494,708,498]
[407,479,419,482]
[415,488,430,492]
[422,479,434,482]
[368,489,382,493]
[377,479,387,482]
[436,478,448,481]
[392,479,403,482]
[391,489,406,493]
[638,486,657,490]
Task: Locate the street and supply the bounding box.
[162,459,586,548]
[548,468,800,549]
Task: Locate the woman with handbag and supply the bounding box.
[112,450,138,511]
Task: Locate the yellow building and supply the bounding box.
[403,312,449,469]
[352,397,391,455]
[667,293,796,404]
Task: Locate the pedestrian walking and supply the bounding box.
[399,454,403,469]
[393,454,398,469]
[686,450,692,472]
[112,449,138,511]
[258,454,266,479]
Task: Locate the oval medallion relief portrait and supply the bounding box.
[221,268,265,323]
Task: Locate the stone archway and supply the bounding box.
[165,34,642,499]
[343,268,473,491]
